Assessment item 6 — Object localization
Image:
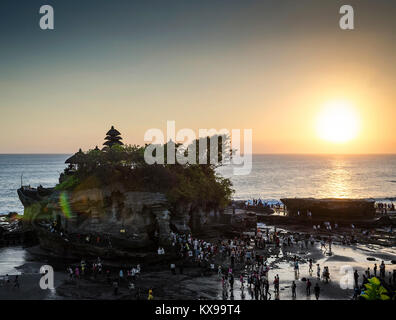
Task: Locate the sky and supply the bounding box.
[0,0,395,154]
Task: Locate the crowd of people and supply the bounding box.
[376,202,395,215]
[0,274,20,289]
[167,227,337,300]
[244,199,283,210]
[65,256,145,298]
[47,212,393,300]
[45,220,114,248]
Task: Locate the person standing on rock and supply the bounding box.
[306,278,312,296]
[229,273,234,291]
[13,275,20,289]
[273,275,279,295]
[119,269,124,282]
[264,279,270,300]
[291,281,297,299]
[314,283,320,300]
[68,266,73,280]
[373,264,377,277]
[170,263,176,275]
[148,289,153,300]
[113,280,119,295]
[354,270,359,288]
[380,261,385,278]
[294,261,300,276]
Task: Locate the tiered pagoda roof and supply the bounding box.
[103,125,124,148]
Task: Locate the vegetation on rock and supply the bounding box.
[58,135,234,211]
[361,277,390,300]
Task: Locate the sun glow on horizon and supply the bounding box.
[316,101,360,144]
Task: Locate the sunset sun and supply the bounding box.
[316,101,360,143]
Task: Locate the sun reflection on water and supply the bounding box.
[320,157,353,198]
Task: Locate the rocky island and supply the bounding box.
[17,127,236,260]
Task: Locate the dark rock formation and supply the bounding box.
[281,198,376,220]
[17,184,230,259]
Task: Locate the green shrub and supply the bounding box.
[361,277,390,300]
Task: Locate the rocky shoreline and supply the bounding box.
[4,221,396,300]
[1,200,396,300]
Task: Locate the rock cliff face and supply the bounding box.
[18,184,186,258]
[18,184,230,258]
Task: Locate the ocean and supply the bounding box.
[0,154,68,215]
[0,154,396,215]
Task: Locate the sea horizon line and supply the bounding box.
[0,153,395,156]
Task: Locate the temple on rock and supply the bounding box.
[103,126,123,149]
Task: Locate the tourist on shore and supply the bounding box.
[264,279,270,300]
[353,286,361,300]
[308,259,313,273]
[67,266,73,280]
[306,278,312,296]
[119,269,124,282]
[148,289,154,300]
[362,274,368,287]
[229,273,234,290]
[380,261,385,278]
[294,261,299,276]
[113,280,119,295]
[316,264,321,279]
[130,267,136,281]
[128,281,134,293]
[314,283,320,300]
[354,270,359,288]
[373,264,377,277]
[4,274,9,286]
[170,263,176,275]
[13,275,20,289]
[323,266,330,283]
[274,275,279,295]
[292,280,296,299]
